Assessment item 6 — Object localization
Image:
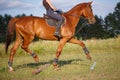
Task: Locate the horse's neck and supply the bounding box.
[65,7,83,29]
[67,3,84,18]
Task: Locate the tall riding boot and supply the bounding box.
[54,26,61,38]
[54,21,62,38]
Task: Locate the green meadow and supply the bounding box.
[0,37,120,80]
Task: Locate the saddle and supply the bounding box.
[44,14,65,27]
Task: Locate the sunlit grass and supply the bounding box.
[0,37,120,80]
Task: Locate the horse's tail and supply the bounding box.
[5,18,19,53]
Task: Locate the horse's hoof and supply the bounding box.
[87,57,92,60]
[53,62,60,71]
[86,54,92,60]
[8,67,14,72]
[34,56,39,62]
[87,56,92,60]
[54,67,61,71]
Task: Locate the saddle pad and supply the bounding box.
[44,14,65,27]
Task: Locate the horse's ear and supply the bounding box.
[89,1,93,5]
[87,1,93,7]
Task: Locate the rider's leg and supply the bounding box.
[47,9,64,37]
[54,18,63,38]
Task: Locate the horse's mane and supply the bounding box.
[66,2,89,14]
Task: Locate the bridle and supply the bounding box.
[65,13,92,23]
[65,13,81,18]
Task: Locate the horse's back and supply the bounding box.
[15,16,43,25]
[14,16,55,40]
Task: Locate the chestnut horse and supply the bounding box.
[5,2,96,71]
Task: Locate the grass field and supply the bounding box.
[0,37,120,80]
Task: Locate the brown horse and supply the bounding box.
[5,2,96,71]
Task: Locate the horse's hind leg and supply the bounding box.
[69,38,92,60]
[21,37,39,62]
[8,34,21,71]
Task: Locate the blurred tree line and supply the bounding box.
[76,2,120,40]
[0,2,120,42]
[0,14,32,42]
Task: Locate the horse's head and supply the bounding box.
[81,1,96,24]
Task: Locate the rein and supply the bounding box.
[74,20,88,37]
[65,13,88,37]
[65,13,81,18]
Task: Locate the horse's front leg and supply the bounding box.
[53,38,68,70]
[69,38,92,60]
